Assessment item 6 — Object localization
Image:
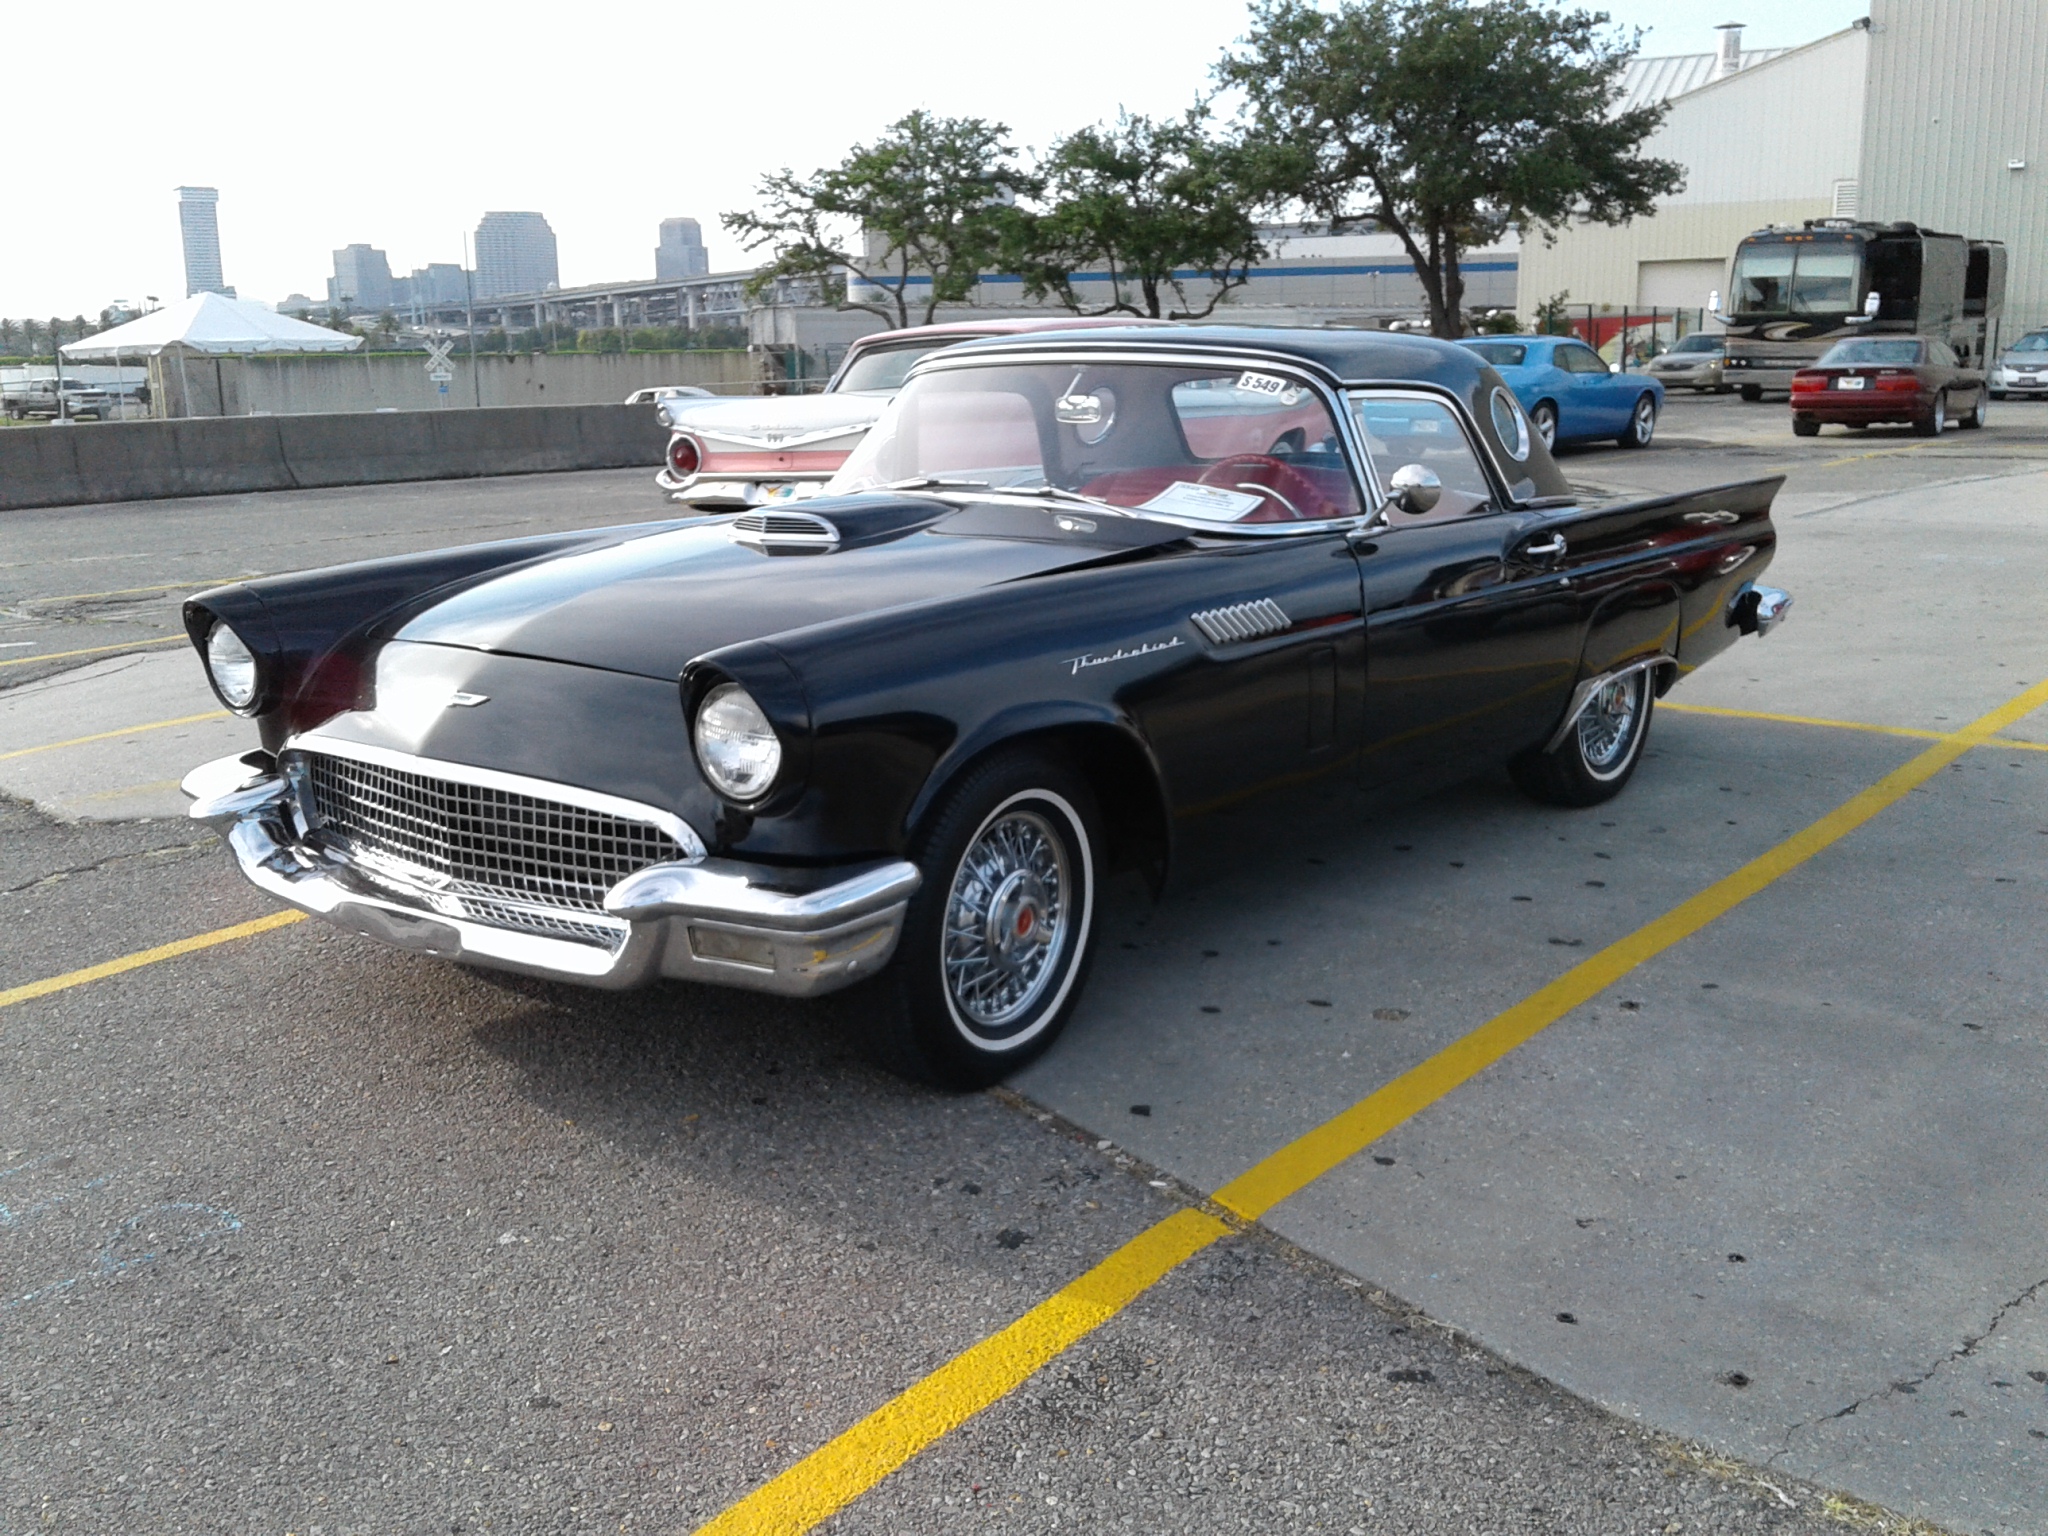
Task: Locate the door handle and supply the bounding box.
[1523,534,1568,560]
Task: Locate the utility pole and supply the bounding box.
[463,230,481,408]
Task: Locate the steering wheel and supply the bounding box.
[1196,453,1328,521]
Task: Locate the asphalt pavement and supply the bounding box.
[5,395,2047,1536]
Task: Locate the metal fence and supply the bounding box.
[1542,307,1715,371]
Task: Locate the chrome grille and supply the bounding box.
[296,751,687,949]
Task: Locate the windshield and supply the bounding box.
[1668,335,1723,354]
[2010,332,2048,354]
[1730,242,1862,315]
[827,360,1364,524]
[1818,338,1922,366]
[834,342,941,395]
[1463,342,1526,367]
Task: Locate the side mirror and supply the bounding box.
[1863,289,1881,318]
[1707,289,1722,317]
[1385,463,1442,516]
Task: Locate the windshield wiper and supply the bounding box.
[996,485,1135,516]
[884,475,991,491]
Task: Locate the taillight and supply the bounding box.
[1791,371,1827,388]
[667,434,703,478]
[1874,374,1921,393]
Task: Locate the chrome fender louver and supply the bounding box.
[1190,598,1292,645]
[728,510,842,551]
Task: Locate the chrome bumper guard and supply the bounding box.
[1728,583,1793,637]
[181,754,919,998]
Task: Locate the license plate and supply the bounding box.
[1835,376,1867,390]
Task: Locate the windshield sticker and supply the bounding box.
[1064,636,1184,676]
[1138,481,1265,520]
[1235,370,1306,403]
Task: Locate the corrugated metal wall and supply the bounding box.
[1862,0,2048,332]
[1518,28,1867,312]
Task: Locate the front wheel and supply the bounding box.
[1616,393,1657,449]
[1739,385,1763,402]
[1511,669,1655,808]
[1913,392,1947,437]
[1529,400,1559,451]
[871,751,1101,1088]
[1961,393,1987,429]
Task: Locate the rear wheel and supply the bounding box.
[1914,392,1947,437]
[1616,393,1657,448]
[869,750,1101,1088]
[1511,670,1655,808]
[1529,400,1559,451]
[1792,417,1821,437]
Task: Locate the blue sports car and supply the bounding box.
[1459,335,1663,452]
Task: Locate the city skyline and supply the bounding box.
[2,0,1870,317]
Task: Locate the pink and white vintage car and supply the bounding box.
[654,317,1167,509]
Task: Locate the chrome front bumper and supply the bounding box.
[182,754,918,998]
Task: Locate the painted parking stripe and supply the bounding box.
[0,711,230,762]
[695,673,2048,1536]
[0,635,185,669]
[1662,699,2048,752]
[0,911,304,1012]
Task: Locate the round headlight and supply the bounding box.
[694,682,781,801]
[205,620,260,711]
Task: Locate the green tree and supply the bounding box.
[724,110,1035,329]
[1220,0,1683,339]
[1003,110,1265,320]
[0,318,21,355]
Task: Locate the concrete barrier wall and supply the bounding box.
[150,348,761,417]
[0,403,668,512]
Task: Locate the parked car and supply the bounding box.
[655,316,1169,509]
[180,326,1787,1086]
[625,384,713,406]
[1,377,114,420]
[1989,329,2048,400]
[1645,333,1731,393]
[1457,335,1663,451]
[1789,335,1988,436]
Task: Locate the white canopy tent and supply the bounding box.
[59,293,362,418]
[59,293,362,359]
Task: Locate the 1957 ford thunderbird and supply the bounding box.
[181,328,1791,1086]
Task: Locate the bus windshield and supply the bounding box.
[1730,243,1862,316]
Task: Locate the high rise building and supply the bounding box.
[656,217,711,279]
[473,211,559,298]
[328,243,395,313]
[178,186,229,297]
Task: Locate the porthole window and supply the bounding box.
[1490,387,1531,461]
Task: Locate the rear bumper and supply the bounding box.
[654,473,832,507]
[1790,389,1931,422]
[182,754,918,998]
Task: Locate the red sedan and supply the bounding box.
[1790,336,1988,437]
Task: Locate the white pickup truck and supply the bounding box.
[2,377,116,420]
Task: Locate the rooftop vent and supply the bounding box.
[1714,21,1744,79]
[728,509,841,551]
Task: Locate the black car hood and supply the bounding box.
[395,496,1186,679]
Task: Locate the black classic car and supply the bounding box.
[181,328,1790,1085]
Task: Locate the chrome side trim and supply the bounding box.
[1545,657,1675,754]
[286,732,708,860]
[1190,598,1292,646]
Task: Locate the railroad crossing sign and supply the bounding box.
[423,338,456,374]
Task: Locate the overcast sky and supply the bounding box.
[3,0,1868,318]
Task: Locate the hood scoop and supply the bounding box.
[728,509,841,552]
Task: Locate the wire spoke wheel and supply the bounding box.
[1578,672,1645,778]
[942,808,1071,1037]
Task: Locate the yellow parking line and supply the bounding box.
[1661,700,2048,753]
[0,635,185,668]
[697,671,2048,1536]
[0,910,305,1012]
[24,577,238,605]
[0,711,230,762]
[696,1209,1230,1536]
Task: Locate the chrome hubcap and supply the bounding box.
[944,809,1068,1032]
[1578,674,1642,773]
[1635,401,1654,440]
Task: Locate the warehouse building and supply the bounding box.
[1521,0,2048,333]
